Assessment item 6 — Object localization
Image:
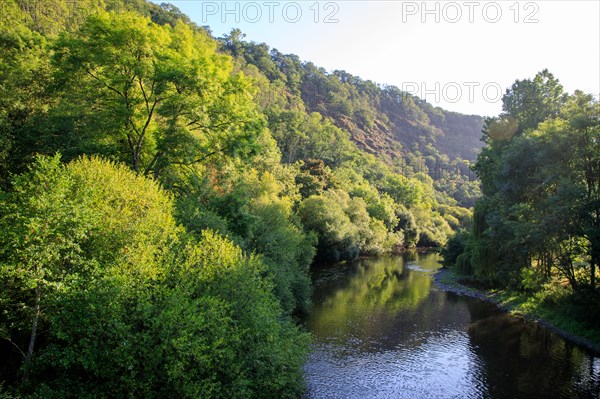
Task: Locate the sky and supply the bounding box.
[154,1,599,117]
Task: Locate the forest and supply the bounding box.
[0,0,597,397]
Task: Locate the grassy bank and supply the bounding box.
[434,268,600,354]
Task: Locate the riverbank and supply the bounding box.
[433,267,600,355]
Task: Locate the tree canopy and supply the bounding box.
[443,71,599,332]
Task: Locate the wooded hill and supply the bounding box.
[221,29,485,207]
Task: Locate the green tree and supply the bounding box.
[52,11,264,177]
[0,2,53,180]
[450,72,599,292]
[299,190,359,261]
[502,69,567,133]
[1,156,310,397]
[0,155,178,385]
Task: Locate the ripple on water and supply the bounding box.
[304,254,600,399]
[305,328,488,399]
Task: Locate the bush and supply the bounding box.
[245,199,316,313]
[175,169,316,314]
[440,230,469,268]
[395,205,420,247]
[298,190,359,262]
[0,156,310,398]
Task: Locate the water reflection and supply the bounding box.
[304,253,600,399]
[465,300,600,398]
[308,256,432,350]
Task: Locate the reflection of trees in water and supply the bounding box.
[465,300,600,398]
[306,254,599,396]
[307,256,435,347]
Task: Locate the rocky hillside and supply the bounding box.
[221,32,484,206]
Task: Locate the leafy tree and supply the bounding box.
[502,69,567,133]
[170,231,310,398]
[448,72,599,295]
[51,11,264,177]
[174,166,316,314]
[0,3,53,181]
[299,190,359,262]
[29,230,309,398]
[298,188,399,260]
[295,159,334,198]
[1,156,310,397]
[0,155,179,386]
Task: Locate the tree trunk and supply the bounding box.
[22,286,41,384]
[132,151,140,174]
[591,255,596,289]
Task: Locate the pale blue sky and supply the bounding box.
[154,1,600,117]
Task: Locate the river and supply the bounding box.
[302,253,600,398]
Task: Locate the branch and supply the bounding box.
[139,77,150,115]
[144,151,163,176]
[187,119,250,132]
[125,132,136,162]
[0,335,26,360]
[83,67,125,98]
[171,149,220,166]
[135,99,159,158]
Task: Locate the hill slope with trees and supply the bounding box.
[221,30,485,207]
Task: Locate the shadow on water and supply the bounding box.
[303,253,600,399]
[465,300,600,398]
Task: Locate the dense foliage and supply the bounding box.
[221,30,484,208]
[442,70,600,329]
[0,156,308,398]
[1,0,481,396]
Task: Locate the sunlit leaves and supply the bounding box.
[0,156,310,397]
[52,11,265,177]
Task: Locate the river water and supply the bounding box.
[302,253,600,398]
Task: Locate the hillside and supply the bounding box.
[2,2,596,399]
[221,32,484,206]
